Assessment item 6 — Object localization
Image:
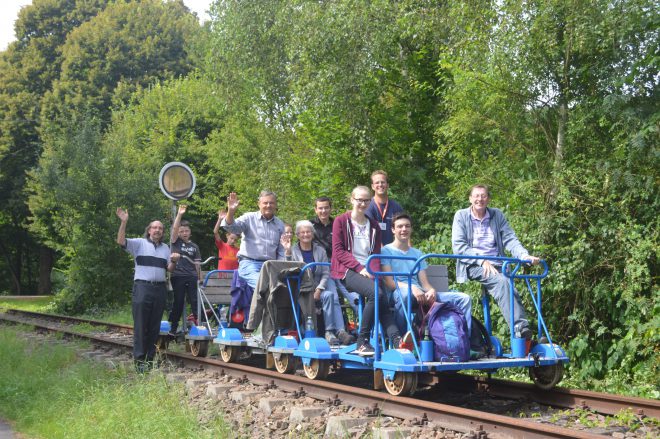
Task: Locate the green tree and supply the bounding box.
[0,0,110,293]
[27,0,200,310]
[436,0,658,393]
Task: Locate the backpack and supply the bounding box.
[424,301,470,362]
[469,317,494,359]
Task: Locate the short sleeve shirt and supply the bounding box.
[380,245,427,288]
[124,238,170,282]
[365,198,403,245]
[215,238,239,271]
[171,238,201,278]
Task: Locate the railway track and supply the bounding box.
[2,309,658,438]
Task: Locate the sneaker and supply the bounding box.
[336,330,356,345]
[325,331,340,346]
[538,336,549,344]
[390,335,402,350]
[356,341,375,356]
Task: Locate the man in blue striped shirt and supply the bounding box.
[221,191,286,288]
[452,185,540,339]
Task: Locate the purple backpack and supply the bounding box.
[424,301,470,362]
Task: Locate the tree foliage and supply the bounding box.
[0,0,657,394]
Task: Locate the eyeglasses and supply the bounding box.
[353,198,370,204]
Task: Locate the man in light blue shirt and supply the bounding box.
[381,213,472,336]
[221,190,285,288]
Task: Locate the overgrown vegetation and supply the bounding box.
[0,325,232,438]
[0,1,657,397]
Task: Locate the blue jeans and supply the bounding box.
[466,264,528,333]
[391,286,472,335]
[238,259,264,290]
[335,279,360,315]
[319,280,345,332]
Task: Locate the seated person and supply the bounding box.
[283,220,355,346]
[213,209,239,277]
[452,184,540,339]
[330,185,401,356]
[221,191,285,289]
[381,212,472,336]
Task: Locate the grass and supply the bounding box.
[0,296,55,313]
[0,325,233,438]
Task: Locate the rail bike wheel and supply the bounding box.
[303,359,330,380]
[219,345,239,363]
[529,363,564,390]
[190,340,209,357]
[383,371,417,396]
[155,335,169,352]
[274,353,296,374]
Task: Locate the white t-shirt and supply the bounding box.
[351,219,370,265]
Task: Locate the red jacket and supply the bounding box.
[330,211,382,279]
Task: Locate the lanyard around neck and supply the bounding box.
[375,199,389,221]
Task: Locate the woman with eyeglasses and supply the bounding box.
[330,185,401,355]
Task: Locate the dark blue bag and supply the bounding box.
[425,301,470,362]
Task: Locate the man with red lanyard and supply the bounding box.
[365,170,403,245]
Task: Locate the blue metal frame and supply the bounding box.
[366,253,568,374]
[281,262,375,371]
[216,254,569,378]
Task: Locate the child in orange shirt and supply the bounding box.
[213,210,239,276]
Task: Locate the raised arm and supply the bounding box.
[170,204,187,244]
[116,208,128,246]
[213,209,227,242]
[223,193,240,225]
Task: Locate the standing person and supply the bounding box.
[331,186,401,355]
[284,220,355,345]
[366,170,403,245]
[311,196,333,258]
[221,190,286,288]
[452,184,540,340]
[381,213,472,336]
[116,207,179,372]
[168,205,202,334]
[311,196,360,315]
[213,209,239,275]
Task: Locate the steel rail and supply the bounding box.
[5,308,133,333]
[4,309,658,421]
[443,374,660,419]
[2,311,608,439]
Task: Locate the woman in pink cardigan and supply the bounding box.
[330,185,401,355]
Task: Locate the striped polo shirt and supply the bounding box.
[470,210,499,262]
[124,238,170,282]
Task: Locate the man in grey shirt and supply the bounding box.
[221,190,286,288]
[452,184,540,340]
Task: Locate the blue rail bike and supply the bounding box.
[182,268,236,357]
[368,253,569,396]
[212,262,324,369]
[214,261,375,377]
[285,262,407,381]
[157,258,229,357]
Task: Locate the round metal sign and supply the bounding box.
[158,162,196,201]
